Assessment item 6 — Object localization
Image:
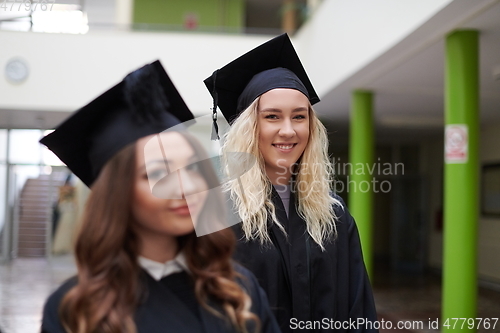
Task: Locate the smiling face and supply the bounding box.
[132,132,208,243]
[257,88,310,184]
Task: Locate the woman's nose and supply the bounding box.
[176,169,200,199]
[278,119,295,137]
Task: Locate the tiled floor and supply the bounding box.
[373,270,500,333]
[0,256,499,333]
[0,255,76,333]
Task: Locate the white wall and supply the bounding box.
[294,0,453,97]
[1,30,269,116]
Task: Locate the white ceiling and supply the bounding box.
[316,0,500,143]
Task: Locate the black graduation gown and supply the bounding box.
[233,188,378,333]
[41,264,280,333]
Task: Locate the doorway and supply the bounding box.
[0,129,66,262]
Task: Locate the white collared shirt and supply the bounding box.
[138,252,189,281]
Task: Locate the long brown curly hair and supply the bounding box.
[59,132,259,333]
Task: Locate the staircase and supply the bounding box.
[17,172,67,257]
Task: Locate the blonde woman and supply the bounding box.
[205,34,378,332]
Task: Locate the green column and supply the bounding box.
[349,90,374,278]
[442,30,479,332]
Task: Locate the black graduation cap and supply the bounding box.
[40,60,194,187]
[204,33,319,138]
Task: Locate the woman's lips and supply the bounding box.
[272,143,297,153]
[170,201,201,216]
[169,205,191,216]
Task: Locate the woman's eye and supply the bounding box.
[186,162,200,173]
[294,115,306,119]
[147,169,168,180]
[265,114,278,119]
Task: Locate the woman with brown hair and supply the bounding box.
[40,60,279,333]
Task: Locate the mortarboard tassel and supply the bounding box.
[210,70,220,141]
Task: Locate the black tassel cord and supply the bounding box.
[210,70,220,141]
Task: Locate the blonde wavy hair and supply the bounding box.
[221,97,341,250]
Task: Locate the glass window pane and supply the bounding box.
[0,164,6,235]
[9,130,44,165]
[41,130,65,166]
[0,130,7,162]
